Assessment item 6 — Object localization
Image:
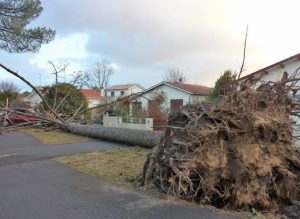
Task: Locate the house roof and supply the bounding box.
[143,81,211,95]
[238,53,300,81]
[105,84,144,91]
[80,89,106,100]
[165,82,211,95]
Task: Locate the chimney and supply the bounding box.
[100,87,105,96]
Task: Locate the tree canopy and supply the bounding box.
[42,83,88,115]
[74,59,114,90]
[0,80,19,106]
[208,70,236,100]
[163,67,187,83]
[0,0,55,53]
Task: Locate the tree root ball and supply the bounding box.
[141,76,300,212]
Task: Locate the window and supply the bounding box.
[111,91,115,97]
[120,90,125,96]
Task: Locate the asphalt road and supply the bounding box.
[0,132,240,219]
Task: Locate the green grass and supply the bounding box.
[21,128,91,145]
[55,147,151,184]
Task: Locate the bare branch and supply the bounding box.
[79,59,114,89]
[164,67,187,83]
[237,25,248,80]
[0,63,65,124]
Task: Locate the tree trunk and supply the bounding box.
[67,123,162,148]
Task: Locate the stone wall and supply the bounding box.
[103,115,153,131]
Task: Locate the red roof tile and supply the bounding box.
[166,82,211,95]
[80,89,106,100]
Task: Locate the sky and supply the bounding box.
[0,0,299,91]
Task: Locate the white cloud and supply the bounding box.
[1,0,299,90]
[29,33,90,74]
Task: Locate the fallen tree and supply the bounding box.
[67,123,162,148]
[0,105,162,147]
[0,63,164,147]
[141,68,300,212]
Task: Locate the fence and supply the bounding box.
[103,115,153,131]
[153,118,167,131]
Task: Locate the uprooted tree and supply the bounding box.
[0,63,163,147]
[142,68,300,212]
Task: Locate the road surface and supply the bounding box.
[0,132,240,219]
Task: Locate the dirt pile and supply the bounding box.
[142,72,300,211]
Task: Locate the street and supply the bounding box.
[0,132,239,219]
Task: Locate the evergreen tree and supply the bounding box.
[42,83,88,115]
[0,0,55,53]
[208,70,236,100]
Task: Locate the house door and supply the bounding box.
[170,99,183,113]
[148,100,160,117]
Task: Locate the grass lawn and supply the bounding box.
[21,128,91,145]
[55,147,151,185]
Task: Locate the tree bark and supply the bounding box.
[67,123,162,148]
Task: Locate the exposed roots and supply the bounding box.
[142,70,300,212]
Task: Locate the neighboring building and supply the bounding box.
[80,89,107,119]
[105,84,144,101]
[80,89,107,108]
[131,81,211,116]
[238,53,300,85]
[23,88,43,110]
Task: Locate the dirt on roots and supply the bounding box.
[141,72,300,212]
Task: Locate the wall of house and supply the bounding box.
[254,59,300,84]
[136,84,191,111]
[129,85,144,94]
[23,93,42,109]
[190,95,207,104]
[106,90,125,99]
[88,98,107,108]
[106,85,144,101]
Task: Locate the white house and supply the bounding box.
[23,88,43,110]
[105,84,144,101]
[80,89,108,119]
[238,53,300,85]
[80,89,107,108]
[131,81,211,116]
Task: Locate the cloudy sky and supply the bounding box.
[0,0,299,91]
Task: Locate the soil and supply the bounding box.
[141,74,300,214]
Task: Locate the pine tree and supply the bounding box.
[0,0,55,53]
[208,70,236,100]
